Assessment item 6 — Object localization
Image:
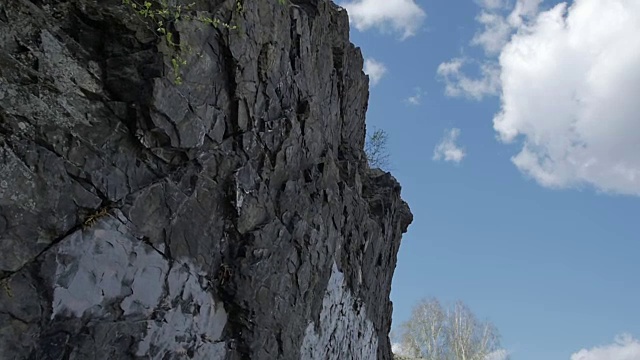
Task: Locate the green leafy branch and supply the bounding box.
[121,0,287,84]
[121,0,242,84]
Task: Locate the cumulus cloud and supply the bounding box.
[340,0,426,39]
[437,58,500,100]
[507,0,543,26]
[405,87,426,105]
[441,0,543,97]
[570,334,640,360]
[391,342,412,356]
[470,0,542,54]
[475,0,508,10]
[485,349,510,360]
[439,0,640,195]
[472,11,512,54]
[363,58,387,86]
[433,128,466,164]
[495,0,640,195]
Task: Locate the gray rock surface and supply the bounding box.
[0,0,412,359]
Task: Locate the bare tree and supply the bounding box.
[394,298,505,360]
[365,128,390,169]
[398,298,446,360]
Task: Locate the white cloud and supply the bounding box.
[439,0,640,195]
[340,0,426,39]
[433,128,466,164]
[485,349,510,360]
[405,87,426,105]
[570,334,640,360]
[363,58,387,86]
[391,342,411,356]
[441,0,543,99]
[507,0,543,26]
[475,0,508,10]
[494,0,640,195]
[437,58,500,100]
[407,95,420,105]
[472,11,512,54]
[472,0,543,55]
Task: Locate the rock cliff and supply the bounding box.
[0,0,412,358]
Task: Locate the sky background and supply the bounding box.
[335,0,640,359]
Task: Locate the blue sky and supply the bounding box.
[337,0,640,359]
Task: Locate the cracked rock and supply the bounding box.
[0,0,412,359]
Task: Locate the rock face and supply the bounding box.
[0,0,412,359]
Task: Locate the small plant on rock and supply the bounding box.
[121,0,288,84]
[121,0,244,84]
[365,128,391,169]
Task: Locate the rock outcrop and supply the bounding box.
[0,0,412,359]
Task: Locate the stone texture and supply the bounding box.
[0,0,412,359]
